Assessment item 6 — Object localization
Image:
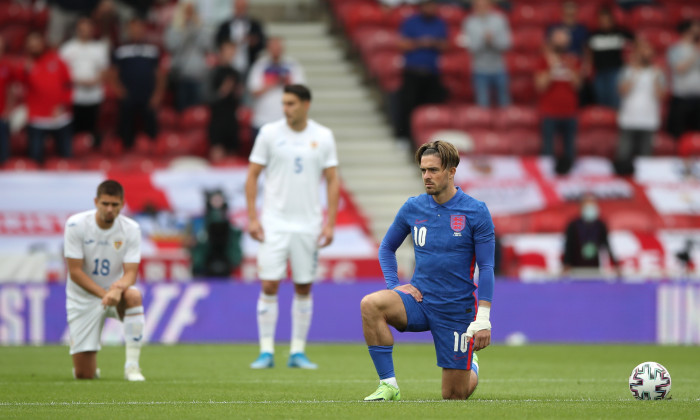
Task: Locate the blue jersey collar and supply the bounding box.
[427,187,464,209]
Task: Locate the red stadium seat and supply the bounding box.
[385,5,417,30]
[367,52,404,92]
[453,105,495,131]
[340,3,386,37]
[638,28,678,54]
[436,4,467,29]
[652,132,676,156]
[467,130,508,155]
[628,6,670,29]
[158,107,179,131]
[505,52,537,77]
[133,134,155,156]
[9,131,26,155]
[31,6,48,30]
[116,155,169,172]
[446,26,466,52]
[439,51,470,79]
[1,157,38,171]
[411,105,453,136]
[1,25,29,53]
[509,4,558,28]
[668,3,700,25]
[100,135,124,157]
[83,155,115,171]
[355,28,400,58]
[577,129,618,158]
[0,4,32,27]
[155,131,192,156]
[579,106,618,131]
[185,128,209,157]
[442,75,473,103]
[502,129,541,156]
[72,133,94,157]
[495,105,539,131]
[181,106,211,130]
[43,157,82,171]
[678,132,700,157]
[511,27,546,53]
[509,75,537,105]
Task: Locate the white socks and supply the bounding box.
[290,293,313,355]
[123,306,145,368]
[381,377,399,388]
[257,293,279,354]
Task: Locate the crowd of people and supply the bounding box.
[389,0,700,174]
[0,0,309,166]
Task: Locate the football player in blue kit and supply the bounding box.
[361,140,495,401]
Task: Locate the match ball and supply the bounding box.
[628,361,671,400]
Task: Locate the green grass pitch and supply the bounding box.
[1,343,698,419]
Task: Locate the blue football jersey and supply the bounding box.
[379,188,495,316]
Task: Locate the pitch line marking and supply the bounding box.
[0,398,672,407]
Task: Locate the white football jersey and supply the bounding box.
[64,210,141,305]
[249,118,338,234]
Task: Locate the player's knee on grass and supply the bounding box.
[122,288,142,307]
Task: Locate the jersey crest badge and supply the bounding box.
[114,241,123,250]
[310,140,318,149]
[450,215,466,232]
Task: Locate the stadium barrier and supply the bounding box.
[0,281,698,346]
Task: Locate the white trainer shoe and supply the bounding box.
[124,365,145,381]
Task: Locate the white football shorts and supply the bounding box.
[257,231,319,284]
[66,287,138,355]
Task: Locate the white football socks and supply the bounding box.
[257,293,278,354]
[290,293,313,355]
[123,306,145,368]
[381,377,399,388]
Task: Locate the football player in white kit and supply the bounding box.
[63,180,146,381]
[245,84,339,369]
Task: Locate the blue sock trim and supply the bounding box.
[368,345,395,380]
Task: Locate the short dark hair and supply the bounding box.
[283,84,312,102]
[96,180,124,199]
[415,141,460,170]
[677,19,697,35]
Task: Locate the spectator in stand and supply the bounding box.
[547,1,588,57]
[208,40,241,160]
[18,32,73,164]
[165,1,211,111]
[215,0,267,76]
[0,36,15,165]
[60,18,109,150]
[247,37,304,136]
[615,37,666,175]
[562,193,619,277]
[535,28,581,173]
[585,7,631,109]
[46,0,103,47]
[463,0,511,108]
[395,0,448,140]
[667,20,700,139]
[110,18,166,150]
